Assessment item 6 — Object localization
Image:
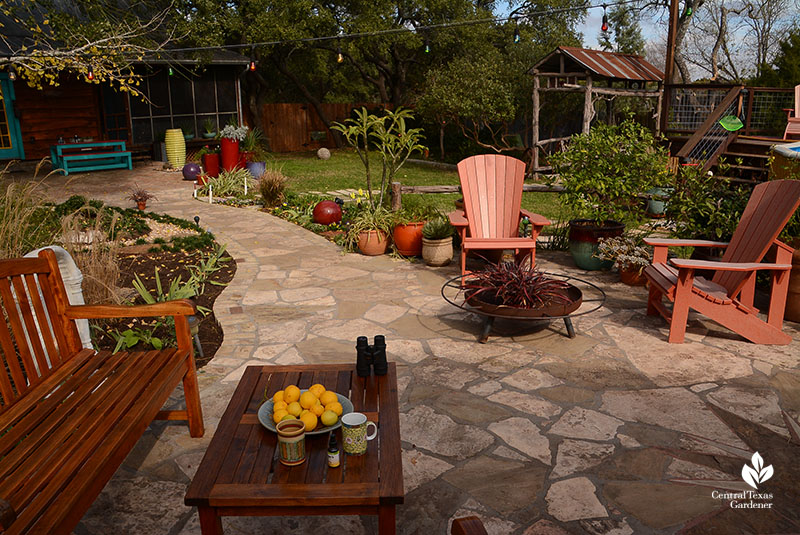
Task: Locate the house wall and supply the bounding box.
[15,80,102,160]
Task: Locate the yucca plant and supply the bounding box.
[462,263,574,309]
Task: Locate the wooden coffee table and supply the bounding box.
[185,363,404,534]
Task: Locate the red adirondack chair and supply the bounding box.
[449,154,550,278]
[784,84,800,140]
[644,179,800,344]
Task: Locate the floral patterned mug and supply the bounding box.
[341,412,378,455]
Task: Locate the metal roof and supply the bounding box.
[532,46,664,82]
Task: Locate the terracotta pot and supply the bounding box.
[422,237,453,266]
[357,230,389,256]
[619,265,647,286]
[220,138,239,171]
[196,175,209,186]
[393,222,425,256]
[239,150,254,169]
[202,153,220,177]
[137,201,146,211]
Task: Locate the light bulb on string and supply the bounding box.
[336,47,344,63]
[8,65,16,81]
[168,66,174,76]
[684,2,693,16]
[87,66,94,81]
[513,24,520,44]
[601,5,609,32]
[424,38,430,53]
[248,46,257,71]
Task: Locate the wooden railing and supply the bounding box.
[675,86,743,172]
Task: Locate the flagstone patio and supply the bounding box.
[12,162,800,534]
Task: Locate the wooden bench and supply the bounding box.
[0,249,204,534]
[50,140,133,175]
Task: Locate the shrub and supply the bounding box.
[422,217,454,240]
[259,165,287,207]
[0,163,60,259]
[198,168,254,198]
[548,119,670,225]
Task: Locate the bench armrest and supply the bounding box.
[645,238,729,248]
[670,258,792,272]
[0,498,16,530]
[65,299,197,319]
[520,209,551,227]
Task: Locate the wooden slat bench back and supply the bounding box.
[0,249,204,534]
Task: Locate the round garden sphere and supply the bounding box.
[182,162,202,181]
[316,148,331,160]
[313,200,342,225]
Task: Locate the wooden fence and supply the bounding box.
[258,102,390,152]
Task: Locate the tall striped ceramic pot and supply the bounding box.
[164,129,186,168]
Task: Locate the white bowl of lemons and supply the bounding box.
[258,383,354,435]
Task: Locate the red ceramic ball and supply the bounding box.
[313,200,342,225]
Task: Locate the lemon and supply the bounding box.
[281,414,297,421]
[311,402,325,417]
[299,412,318,432]
[299,391,318,409]
[320,410,338,427]
[284,385,301,403]
[300,409,309,416]
[319,390,338,406]
[272,390,285,403]
[325,401,343,417]
[273,401,288,412]
[309,384,326,398]
[287,401,302,417]
[273,409,288,424]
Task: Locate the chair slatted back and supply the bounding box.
[794,84,800,118]
[714,179,800,296]
[457,154,526,239]
[0,250,82,412]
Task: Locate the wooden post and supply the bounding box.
[582,74,593,134]
[390,181,402,212]
[664,0,679,84]
[655,82,664,136]
[532,74,541,174]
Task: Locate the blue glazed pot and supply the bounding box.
[246,161,266,178]
[646,187,671,217]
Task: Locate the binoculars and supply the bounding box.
[356,335,387,377]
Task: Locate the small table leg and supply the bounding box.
[479,317,495,343]
[378,504,397,535]
[198,507,223,535]
[564,318,576,338]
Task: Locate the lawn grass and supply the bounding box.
[273,149,566,222]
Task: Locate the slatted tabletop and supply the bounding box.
[185,363,403,535]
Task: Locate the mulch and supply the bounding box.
[92,246,237,369]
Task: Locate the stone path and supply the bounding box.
[17,162,800,535]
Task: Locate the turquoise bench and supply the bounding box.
[50,141,133,175]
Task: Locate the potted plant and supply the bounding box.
[197,145,221,178]
[181,123,194,141]
[219,121,249,172]
[392,205,441,257]
[421,217,454,266]
[594,234,652,286]
[241,128,267,177]
[345,207,394,256]
[549,119,670,270]
[202,118,217,139]
[461,262,581,317]
[127,185,157,211]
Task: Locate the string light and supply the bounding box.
[513,23,520,44]
[248,46,257,71]
[423,38,430,53]
[87,66,94,80]
[336,46,344,63]
[601,5,609,32]
[7,65,16,81]
[168,66,174,76]
[684,2,693,16]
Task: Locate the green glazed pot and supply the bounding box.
[568,219,624,271]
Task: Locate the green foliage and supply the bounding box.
[665,165,750,241]
[198,168,255,198]
[752,29,800,87]
[258,165,288,207]
[132,268,211,316]
[392,204,442,225]
[594,234,652,273]
[332,107,425,209]
[422,218,455,240]
[108,327,163,354]
[343,206,395,251]
[548,119,670,224]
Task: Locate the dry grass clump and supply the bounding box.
[0,161,58,260]
[259,165,288,207]
[60,204,122,304]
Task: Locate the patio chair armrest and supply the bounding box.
[644,238,729,248]
[65,299,197,319]
[670,258,792,272]
[519,209,550,227]
[448,209,468,227]
[0,498,16,530]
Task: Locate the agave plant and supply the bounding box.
[462,262,574,309]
